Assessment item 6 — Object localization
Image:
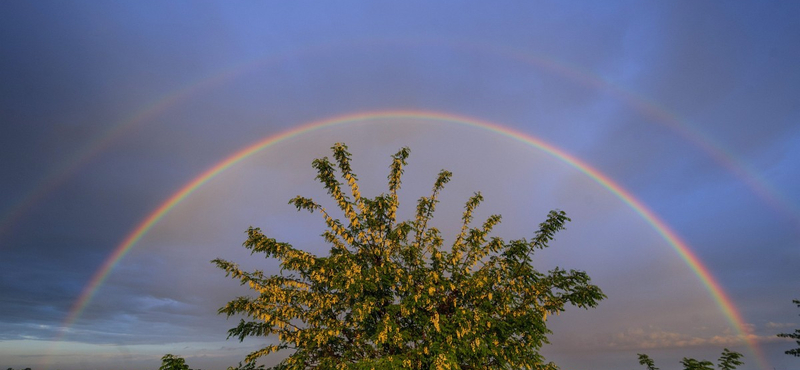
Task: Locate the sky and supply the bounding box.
[1,2,799,370]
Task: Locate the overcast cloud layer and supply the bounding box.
[1,2,799,370]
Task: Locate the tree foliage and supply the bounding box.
[637,353,658,370]
[716,349,744,370]
[777,299,800,357]
[159,354,190,370]
[679,358,714,370]
[212,143,605,370]
[227,360,266,370]
[637,349,742,370]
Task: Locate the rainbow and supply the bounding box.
[57,110,770,369]
[0,40,346,239]
[474,41,798,225]
[0,51,269,239]
[4,39,796,242]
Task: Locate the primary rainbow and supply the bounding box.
[59,110,769,369]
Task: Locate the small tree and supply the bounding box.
[213,143,605,370]
[717,348,744,370]
[227,360,266,370]
[777,299,800,357]
[637,349,742,370]
[159,354,190,370]
[679,358,714,370]
[637,353,658,370]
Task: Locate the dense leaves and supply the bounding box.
[777,299,800,357]
[212,143,605,370]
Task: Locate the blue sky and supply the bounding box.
[1,2,799,370]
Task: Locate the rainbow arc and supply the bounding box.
[53,110,771,370]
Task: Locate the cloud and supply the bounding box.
[602,326,785,350]
[766,321,797,329]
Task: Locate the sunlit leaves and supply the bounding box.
[212,143,605,370]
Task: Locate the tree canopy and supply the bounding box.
[212,143,605,370]
[159,354,190,370]
[777,299,800,357]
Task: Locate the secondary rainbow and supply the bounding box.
[59,110,769,369]
[6,40,795,243]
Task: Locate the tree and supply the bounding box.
[717,348,744,370]
[637,353,658,370]
[637,349,742,370]
[777,299,800,357]
[159,354,190,370]
[213,143,605,370]
[679,358,714,370]
[227,361,266,370]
